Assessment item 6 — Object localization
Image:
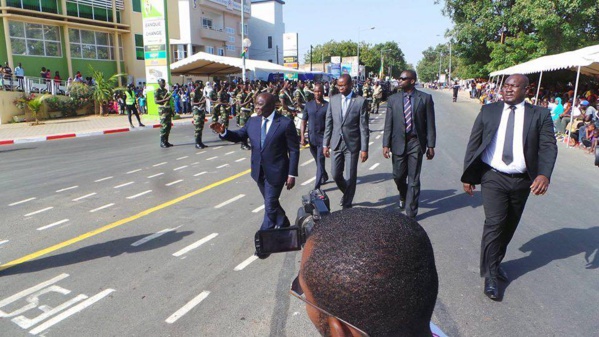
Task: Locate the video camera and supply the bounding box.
[254,189,330,255]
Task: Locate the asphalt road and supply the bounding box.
[0,89,597,337]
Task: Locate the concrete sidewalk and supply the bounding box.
[0,113,197,145]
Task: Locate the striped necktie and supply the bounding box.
[404,94,412,134]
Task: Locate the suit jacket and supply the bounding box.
[222,113,300,186]
[461,101,558,185]
[382,89,436,155]
[323,93,369,153]
[302,100,328,147]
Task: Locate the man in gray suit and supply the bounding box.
[324,74,370,209]
[383,70,436,219]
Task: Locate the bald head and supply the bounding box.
[255,92,276,117]
[502,74,529,105]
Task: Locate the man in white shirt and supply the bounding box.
[461,74,558,301]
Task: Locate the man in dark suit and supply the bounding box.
[383,70,436,219]
[323,74,369,209]
[210,93,300,256]
[461,74,558,300]
[300,83,329,189]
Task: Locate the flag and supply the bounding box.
[240,47,247,58]
[379,55,384,78]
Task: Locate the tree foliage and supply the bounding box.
[304,40,408,78]
[89,65,126,116]
[434,0,599,78]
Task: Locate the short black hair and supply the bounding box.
[303,208,438,337]
[403,69,417,82]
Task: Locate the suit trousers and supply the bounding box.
[309,142,328,190]
[392,137,424,217]
[331,140,360,208]
[257,174,291,230]
[480,168,531,277]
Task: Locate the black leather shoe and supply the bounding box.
[195,143,202,149]
[498,267,508,282]
[139,123,145,127]
[166,142,174,147]
[255,251,270,260]
[321,175,329,185]
[399,198,406,210]
[160,142,168,148]
[484,277,500,300]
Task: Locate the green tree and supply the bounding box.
[436,0,599,78]
[89,65,126,116]
[416,44,454,83]
[27,94,50,125]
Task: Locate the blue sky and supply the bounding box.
[282,0,453,67]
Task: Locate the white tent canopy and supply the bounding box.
[170,52,305,76]
[489,44,599,77]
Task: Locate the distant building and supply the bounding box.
[248,0,285,80]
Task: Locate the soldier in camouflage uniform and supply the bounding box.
[278,81,295,119]
[155,78,174,148]
[191,80,208,149]
[211,83,231,127]
[372,80,383,114]
[362,78,373,116]
[304,81,315,102]
[293,81,307,112]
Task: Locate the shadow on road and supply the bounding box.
[0,230,194,276]
[502,226,599,285]
[417,189,483,220]
[0,147,36,153]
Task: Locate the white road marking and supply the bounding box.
[301,158,315,166]
[165,291,210,324]
[215,194,245,208]
[212,146,223,150]
[369,163,380,170]
[24,207,53,217]
[114,182,134,189]
[9,197,36,206]
[206,156,217,161]
[166,179,183,186]
[127,190,152,199]
[29,289,115,335]
[234,255,259,271]
[94,176,113,182]
[131,226,181,247]
[56,186,78,193]
[194,172,207,177]
[196,151,207,155]
[252,205,265,213]
[216,164,229,169]
[369,141,374,146]
[225,151,235,155]
[37,219,69,231]
[0,274,70,308]
[174,165,188,171]
[127,169,142,174]
[177,156,189,160]
[16,294,87,330]
[0,239,9,246]
[301,177,316,186]
[89,203,114,213]
[235,157,246,162]
[153,162,167,167]
[191,162,200,165]
[148,173,164,178]
[72,193,97,201]
[380,130,384,134]
[172,233,219,257]
[375,135,381,139]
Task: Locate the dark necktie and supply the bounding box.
[502,105,516,165]
[404,94,412,134]
[261,117,268,148]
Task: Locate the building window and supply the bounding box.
[6,0,59,13]
[69,28,118,60]
[228,36,235,43]
[218,48,225,56]
[268,36,272,49]
[135,34,144,60]
[225,27,235,35]
[66,0,124,23]
[239,23,248,36]
[202,18,213,29]
[205,46,214,54]
[9,21,62,57]
[226,45,235,52]
[132,0,141,12]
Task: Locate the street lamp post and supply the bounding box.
[357,26,375,81]
[438,52,442,85]
[242,38,251,82]
[380,48,391,79]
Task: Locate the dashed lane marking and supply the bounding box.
[165,291,210,324]
[72,193,97,202]
[0,169,250,272]
[225,151,235,155]
[252,205,265,213]
[174,165,188,171]
[131,226,181,247]
[166,180,183,186]
[24,207,53,217]
[153,162,167,167]
[376,135,381,139]
[127,169,142,174]
[369,163,380,170]
[114,182,134,189]
[234,255,259,271]
[212,146,223,150]
[176,156,189,160]
[206,156,218,161]
[235,158,246,162]
[37,219,69,231]
[214,194,245,208]
[194,172,207,177]
[216,164,229,169]
[369,141,374,146]
[56,186,78,193]
[301,177,316,186]
[89,203,114,213]
[127,190,152,199]
[196,151,207,155]
[172,233,219,257]
[301,158,315,167]
[94,176,113,182]
[0,240,9,246]
[148,173,164,178]
[9,197,36,206]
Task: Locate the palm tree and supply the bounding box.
[88,65,127,116]
[27,94,50,125]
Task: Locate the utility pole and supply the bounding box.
[310,45,313,71]
[276,45,279,64]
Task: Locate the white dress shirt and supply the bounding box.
[482,101,527,174]
[341,91,353,119]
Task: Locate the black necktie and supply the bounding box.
[502,105,516,165]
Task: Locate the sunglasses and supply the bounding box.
[290,275,370,337]
[399,77,413,81]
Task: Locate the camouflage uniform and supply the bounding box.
[191,86,207,148]
[235,88,244,126]
[362,82,373,115]
[372,84,383,114]
[211,89,230,128]
[155,86,173,147]
[278,89,295,119]
[238,90,253,126]
[294,87,307,112]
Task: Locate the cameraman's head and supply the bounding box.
[293,208,438,337]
